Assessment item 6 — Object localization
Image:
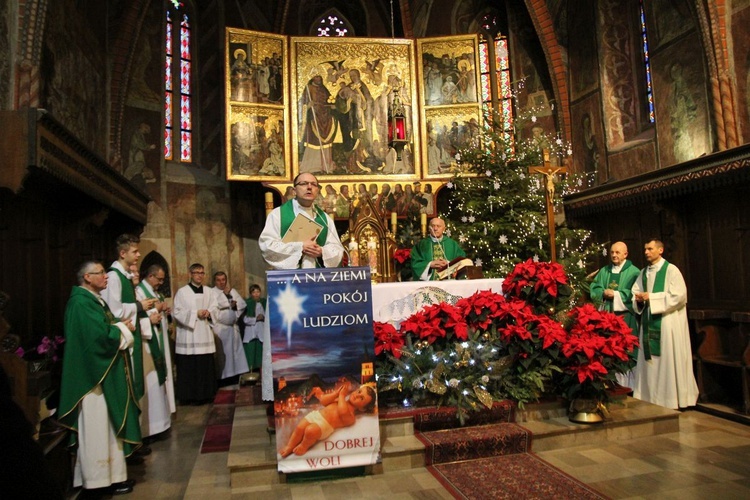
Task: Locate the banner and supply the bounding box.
[266,267,379,473]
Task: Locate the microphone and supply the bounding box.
[341,246,352,267]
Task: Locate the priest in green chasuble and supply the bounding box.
[258,172,345,401]
[58,261,142,494]
[589,241,640,387]
[411,217,466,281]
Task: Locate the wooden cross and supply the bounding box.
[528,149,568,263]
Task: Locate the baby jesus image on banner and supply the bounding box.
[266,266,380,473]
[275,378,379,472]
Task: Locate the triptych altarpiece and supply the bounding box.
[225,28,482,214]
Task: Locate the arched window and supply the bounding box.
[312,9,354,37]
[477,13,514,143]
[165,2,193,162]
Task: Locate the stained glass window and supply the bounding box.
[478,31,515,138]
[314,11,352,37]
[639,0,655,123]
[164,6,192,162]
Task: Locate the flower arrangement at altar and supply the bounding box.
[16,335,66,373]
[374,260,638,424]
[556,303,639,401]
[393,248,412,282]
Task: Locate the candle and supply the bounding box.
[420,213,427,237]
[391,212,397,231]
[264,192,274,217]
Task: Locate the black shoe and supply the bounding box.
[125,454,144,465]
[78,488,106,499]
[136,445,152,456]
[110,481,134,495]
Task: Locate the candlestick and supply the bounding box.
[264,192,274,217]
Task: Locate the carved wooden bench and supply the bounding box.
[690,309,750,414]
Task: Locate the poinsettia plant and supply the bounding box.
[374,260,638,423]
[393,248,411,265]
[502,258,572,315]
[555,303,639,401]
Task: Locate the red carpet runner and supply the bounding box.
[200,386,259,454]
[381,403,609,499]
[200,389,236,453]
[429,453,608,499]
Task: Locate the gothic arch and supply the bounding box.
[109,0,152,172]
[522,0,571,142]
[692,0,739,149]
[14,0,49,108]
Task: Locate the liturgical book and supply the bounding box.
[281,214,323,243]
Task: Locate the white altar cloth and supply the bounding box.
[371,278,504,324]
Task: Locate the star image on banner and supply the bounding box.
[274,282,308,348]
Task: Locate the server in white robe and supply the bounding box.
[632,239,699,409]
[211,271,249,380]
[136,265,176,437]
[259,173,345,401]
[173,263,219,404]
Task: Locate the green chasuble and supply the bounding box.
[137,282,167,385]
[109,267,144,401]
[280,200,328,255]
[590,260,641,347]
[57,286,142,456]
[410,236,466,281]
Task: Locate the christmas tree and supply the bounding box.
[442,113,602,298]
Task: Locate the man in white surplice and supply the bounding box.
[135,264,176,438]
[258,172,345,401]
[632,239,699,409]
[211,271,249,380]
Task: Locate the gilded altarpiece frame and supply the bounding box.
[290,37,420,183]
[225,29,290,181]
[416,35,482,179]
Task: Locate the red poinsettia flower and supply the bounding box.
[575,361,609,383]
[533,262,569,298]
[373,321,405,358]
[534,315,568,349]
[393,248,411,264]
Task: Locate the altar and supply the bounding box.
[371,278,504,324]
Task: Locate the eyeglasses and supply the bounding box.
[191,271,205,275]
[87,271,106,276]
[295,181,320,188]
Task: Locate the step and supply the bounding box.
[227,396,681,488]
[417,422,530,465]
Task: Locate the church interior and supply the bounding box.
[1,0,750,498]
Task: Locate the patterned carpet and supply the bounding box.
[428,453,608,499]
[200,386,258,453]
[200,390,236,453]
[417,423,530,465]
[403,403,608,499]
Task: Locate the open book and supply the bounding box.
[436,257,474,280]
[281,214,323,243]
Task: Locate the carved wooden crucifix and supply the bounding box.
[528,149,568,263]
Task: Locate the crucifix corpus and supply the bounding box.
[528,149,568,263]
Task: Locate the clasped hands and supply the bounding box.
[302,236,323,259]
[634,292,649,303]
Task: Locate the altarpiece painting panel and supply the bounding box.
[290,37,420,181]
[225,28,289,180]
[417,35,481,179]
